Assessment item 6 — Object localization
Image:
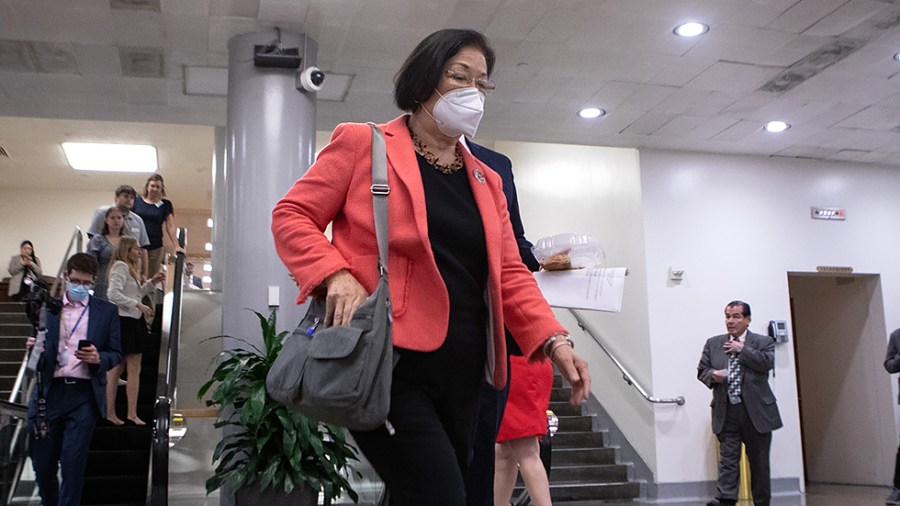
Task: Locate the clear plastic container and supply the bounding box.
[531,232,605,270]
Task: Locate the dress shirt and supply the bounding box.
[54,293,91,379]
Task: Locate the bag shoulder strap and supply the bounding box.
[367,122,388,278]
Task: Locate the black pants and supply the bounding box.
[352,343,485,506]
[715,401,772,506]
[464,372,511,506]
[893,440,900,489]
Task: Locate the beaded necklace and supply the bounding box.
[409,128,464,174]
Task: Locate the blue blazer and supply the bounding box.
[31,296,122,418]
[467,140,540,272]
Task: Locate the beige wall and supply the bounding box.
[1,187,211,274]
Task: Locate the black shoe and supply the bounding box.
[887,487,900,505]
[707,501,736,506]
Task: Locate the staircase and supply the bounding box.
[514,375,641,505]
[0,302,30,402]
[81,321,160,505]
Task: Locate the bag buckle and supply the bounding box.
[370,183,390,195]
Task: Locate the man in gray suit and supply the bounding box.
[698,300,782,506]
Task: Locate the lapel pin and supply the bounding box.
[473,169,486,184]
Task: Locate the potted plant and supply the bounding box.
[199,309,359,505]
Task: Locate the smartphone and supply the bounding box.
[78,339,92,350]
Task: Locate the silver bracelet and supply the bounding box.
[542,333,574,358]
[548,338,575,361]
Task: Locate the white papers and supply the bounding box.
[534,267,627,312]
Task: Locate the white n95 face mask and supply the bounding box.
[431,87,485,138]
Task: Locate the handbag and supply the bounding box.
[266,122,394,431]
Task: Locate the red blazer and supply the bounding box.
[272,115,564,387]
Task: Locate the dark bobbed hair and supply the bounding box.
[100,206,125,236]
[143,173,167,197]
[725,300,751,318]
[67,252,99,277]
[115,185,137,198]
[394,29,495,113]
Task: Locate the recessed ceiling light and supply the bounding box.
[578,107,606,119]
[894,52,900,61]
[674,22,709,38]
[62,142,158,172]
[764,120,790,133]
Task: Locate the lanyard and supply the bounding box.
[61,302,89,342]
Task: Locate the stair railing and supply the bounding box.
[568,309,685,406]
[149,229,186,506]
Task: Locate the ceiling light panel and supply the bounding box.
[62,142,158,173]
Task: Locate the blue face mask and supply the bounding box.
[66,283,90,302]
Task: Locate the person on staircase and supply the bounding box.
[8,240,42,301]
[105,237,164,426]
[28,253,121,506]
[87,207,128,301]
[493,349,554,506]
[132,173,184,278]
[87,185,151,280]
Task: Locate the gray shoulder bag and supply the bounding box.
[266,122,393,431]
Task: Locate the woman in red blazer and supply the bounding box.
[272,29,590,506]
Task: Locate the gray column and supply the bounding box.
[210,125,226,292]
[221,30,317,344]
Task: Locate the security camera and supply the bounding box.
[298,66,326,92]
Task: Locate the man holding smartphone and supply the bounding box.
[28,253,122,506]
[697,300,782,506]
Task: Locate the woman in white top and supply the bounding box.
[105,237,164,426]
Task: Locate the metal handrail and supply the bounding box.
[568,309,685,406]
[149,228,186,506]
[49,226,84,296]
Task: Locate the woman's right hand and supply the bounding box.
[137,303,153,320]
[323,269,368,327]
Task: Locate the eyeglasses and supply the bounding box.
[67,278,94,287]
[444,68,496,95]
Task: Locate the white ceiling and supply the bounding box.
[2,0,900,210]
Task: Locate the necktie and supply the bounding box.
[727,338,742,404]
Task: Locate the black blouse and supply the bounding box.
[416,152,488,350]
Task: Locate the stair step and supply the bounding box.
[0,313,31,324]
[549,464,629,483]
[553,447,617,465]
[0,324,32,337]
[557,415,592,432]
[0,302,26,312]
[552,431,607,448]
[80,475,147,504]
[548,401,582,417]
[550,387,572,402]
[90,424,153,451]
[0,348,26,362]
[0,361,23,376]
[86,449,150,475]
[548,481,641,501]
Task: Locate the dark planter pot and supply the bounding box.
[234,483,317,506]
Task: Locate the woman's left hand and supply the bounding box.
[549,345,591,406]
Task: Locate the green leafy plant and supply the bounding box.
[198,309,358,504]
